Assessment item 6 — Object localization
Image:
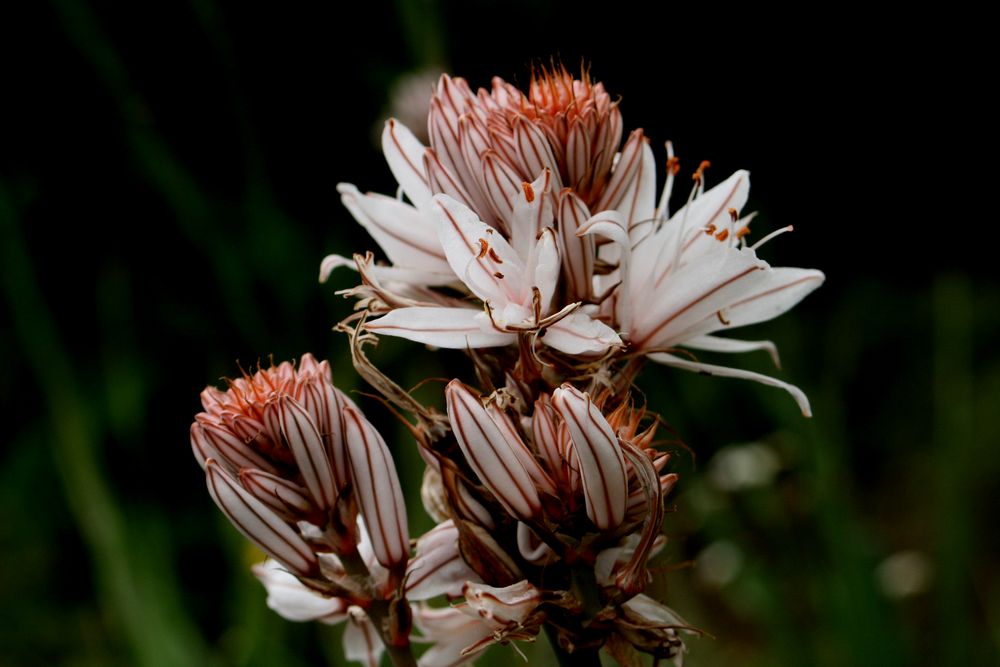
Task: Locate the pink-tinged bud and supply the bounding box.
[205,459,318,577]
[191,419,279,475]
[342,405,409,570]
[265,394,337,511]
[297,363,354,491]
[485,404,558,497]
[406,520,482,600]
[239,468,317,523]
[552,384,627,531]
[446,380,541,522]
[531,396,566,484]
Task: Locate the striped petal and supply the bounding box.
[381,119,431,210]
[445,380,541,522]
[551,385,628,531]
[268,394,337,510]
[252,559,348,623]
[366,306,515,349]
[407,520,482,600]
[205,460,318,577]
[342,405,410,569]
[649,352,813,416]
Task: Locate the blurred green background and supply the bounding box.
[2,2,995,665]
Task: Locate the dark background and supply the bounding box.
[2,2,995,666]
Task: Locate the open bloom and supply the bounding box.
[325,66,822,412]
[580,163,825,414]
[365,190,622,354]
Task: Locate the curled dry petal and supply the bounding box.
[552,384,628,531]
[205,460,318,577]
[461,580,542,630]
[342,405,410,569]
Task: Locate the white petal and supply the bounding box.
[381,119,431,210]
[525,227,559,315]
[649,352,813,417]
[433,194,525,304]
[557,190,595,303]
[714,267,825,329]
[542,311,623,355]
[629,246,767,351]
[509,168,555,259]
[337,183,451,273]
[252,559,348,622]
[366,306,515,349]
[343,609,384,667]
[620,140,657,241]
[407,520,482,600]
[683,335,780,367]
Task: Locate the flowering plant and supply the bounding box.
[190,65,822,666]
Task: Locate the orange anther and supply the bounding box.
[488,248,503,263]
[522,182,535,203]
[704,223,717,235]
[715,229,729,242]
[477,238,489,258]
[735,226,751,240]
[666,156,681,176]
[728,207,738,222]
[493,271,505,279]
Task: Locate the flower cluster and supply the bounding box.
[192,64,823,666]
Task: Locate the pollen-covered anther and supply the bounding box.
[521,182,535,203]
[692,160,711,182]
[666,155,681,175]
[715,228,729,242]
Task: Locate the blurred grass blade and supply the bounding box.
[0,183,207,667]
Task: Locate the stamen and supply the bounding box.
[477,238,489,258]
[488,248,503,263]
[715,229,729,242]
[522,182,536,203]
[494,272,505,279]
[750,225,794,251]
[717,310,731,325]
[656,141,678,221]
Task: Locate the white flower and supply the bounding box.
[581,160,825,415]
[365,190,622,354]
